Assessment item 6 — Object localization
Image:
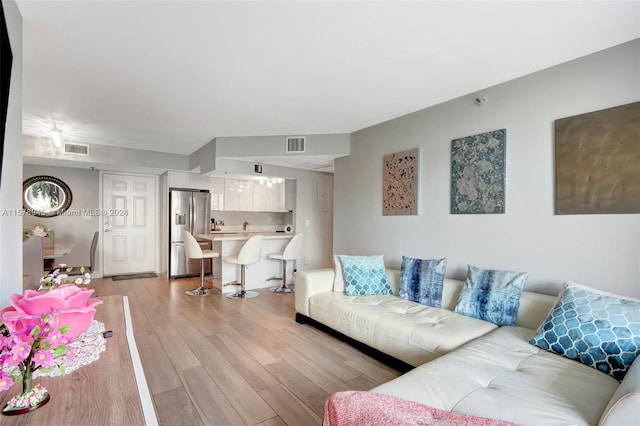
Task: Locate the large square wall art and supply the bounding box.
[383,148,419,216]
[451,129,506,214]
[555,101,640,214]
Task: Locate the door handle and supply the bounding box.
[105,229,112,233]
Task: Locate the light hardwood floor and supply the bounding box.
[88,275,401,426]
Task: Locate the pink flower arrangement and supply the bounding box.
[0,313,71,399]
[22,224,52,241]
[39,266,91,290]
[0,285,102,409]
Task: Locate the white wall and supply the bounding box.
[0,0,23,307]
[334,39,640,298]
[215,133,350,157]
[23,165,100,274]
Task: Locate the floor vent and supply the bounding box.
[286,136,306,153]
[64,143,90,156]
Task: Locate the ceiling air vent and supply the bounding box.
[286,136,306,153]
[63,143,90,156]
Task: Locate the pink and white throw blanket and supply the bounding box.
[324,391,520,426]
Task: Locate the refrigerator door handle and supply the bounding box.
[189,194,194,236]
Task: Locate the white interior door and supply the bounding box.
[102,173,156,275]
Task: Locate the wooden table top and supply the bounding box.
[42,243,74,259]
[0,295,146,425]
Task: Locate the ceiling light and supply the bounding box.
[50,123,62,147]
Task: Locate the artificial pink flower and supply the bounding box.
[9,342,31,365]
[0,375,14,391]
[33,350,55,368]
[44,331,63,345]
[1,285,102,340]
[5,352,23,367]
[54,308,100,340]
[30,226,48,237]
[0,334,8,350]
[0,311,39,343]
[9,284,96,313]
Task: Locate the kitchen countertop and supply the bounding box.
[198,232,293,242]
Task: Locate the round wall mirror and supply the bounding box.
[23,175,73,217]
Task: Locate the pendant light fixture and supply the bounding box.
[50,123,62,147]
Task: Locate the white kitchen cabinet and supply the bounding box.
[253,181,268,211]
[238,180,254,211]
[224,179,254,211]
[210,178,225,211]
[254,181,285,212]
[267,182,285,212]
[224,179,239,211]
[284,179,294,212]
[167,171,190,188]
[167,171,210,191]
[218,178,287,212]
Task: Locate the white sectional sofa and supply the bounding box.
[295,268,555,367]
[295,268,640,426]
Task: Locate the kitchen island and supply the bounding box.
[197,232,294,294]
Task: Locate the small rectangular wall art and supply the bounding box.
[383,148,419,216]
[451,129,506,214]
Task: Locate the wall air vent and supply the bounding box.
[286,136,306,153]
[63,143,90,156]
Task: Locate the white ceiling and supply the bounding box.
[16,1,640,171]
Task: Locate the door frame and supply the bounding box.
[98,171,160,277]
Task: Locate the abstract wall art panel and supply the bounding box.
[555,101,640,214]
[451,129,506,214]
[383,148,419,216]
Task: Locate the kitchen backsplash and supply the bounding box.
[210,211,292,230]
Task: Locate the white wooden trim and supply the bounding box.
[123,296,159,426]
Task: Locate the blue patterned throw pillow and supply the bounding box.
[454,264,528,326]
[529,281,640,381]
[399,257,447,307]
[338,255,393,296]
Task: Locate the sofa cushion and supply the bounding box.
[529,281,640,381]
[398,256,447,307]
[308,292,497,366]
[454,264,528,326]
[337,255,393,296]
[373,326,620,426]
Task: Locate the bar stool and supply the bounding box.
[182,230,220,296]
[225,235,264,299]
[268,233,303,293]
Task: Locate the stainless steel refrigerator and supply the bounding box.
[169,188,212,278]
